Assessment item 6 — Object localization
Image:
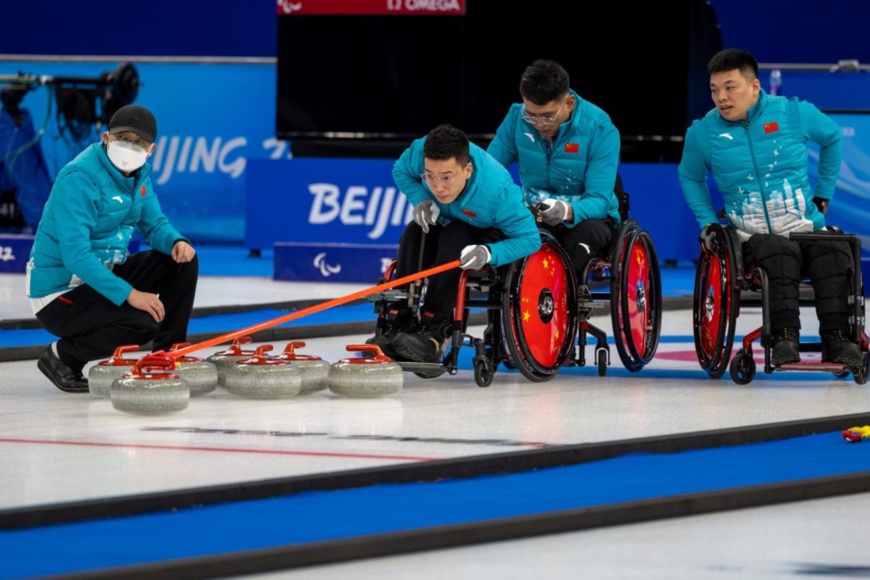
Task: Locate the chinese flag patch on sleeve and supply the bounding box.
[763,121,779,133]
[564,142,580,153]
[462,208,477,218]
[140,186,147,197]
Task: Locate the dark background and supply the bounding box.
[3,1,868,65]
[3,0,869,164]
[276,0,722,161]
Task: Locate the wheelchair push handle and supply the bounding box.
[698,222,730,254]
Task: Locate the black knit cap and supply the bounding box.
[109,105,157,143]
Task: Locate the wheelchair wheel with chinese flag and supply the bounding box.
[501,231,578,382]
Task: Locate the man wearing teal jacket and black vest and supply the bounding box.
[487,59,621,283]
[367,124,540,364]
[27,105,199,393]
[678,48,861,367]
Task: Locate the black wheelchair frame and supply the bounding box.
[693,223,869,385]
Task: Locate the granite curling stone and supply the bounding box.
[88,344,140,398]
[111,356,189,415]
[277,341,331,394]
[207,336,256,387]
[168,343,219,397]
[327,344,403,398]
[224,344,302,399]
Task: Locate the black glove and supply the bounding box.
[459,245,491,270]
[812,197,829,216]
[699,223,717,253]
[539,199,569,226]
[412,200,440,233]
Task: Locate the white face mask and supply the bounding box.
[107,140,149,172]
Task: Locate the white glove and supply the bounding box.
[413,200,440,233]
[459,245,491,270]
[540,199,569,226]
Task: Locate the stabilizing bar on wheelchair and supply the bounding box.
[789,230,864,297]
[789,231,862,248]
[151,260,462,361]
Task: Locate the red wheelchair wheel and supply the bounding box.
[612,223,662,372]
[693,225,739,378]
[502,232,577,382]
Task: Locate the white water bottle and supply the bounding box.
[769,68,782,95]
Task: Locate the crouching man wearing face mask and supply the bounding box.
[27,104,199,393]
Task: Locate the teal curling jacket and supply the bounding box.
[678,89,842,238]
[486,89,621,225]
[392,139,541,267]
[27,142,187,306]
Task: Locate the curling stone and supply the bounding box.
[88,345,140,398]
[327,344,403,398]
[224,344,302,399]
[206,336,256,387]
[277,341,331,394]
[111,356,189,415]
[167,343,219,397]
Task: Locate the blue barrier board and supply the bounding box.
[274,242,397,283]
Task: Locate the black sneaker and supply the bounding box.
[364,308,415,360]
[821,330,865,367]
[391,312,451,364]
[391,325,443,364]
[364,330,402,360]
[37,346,89,393]
[771,328,800,365]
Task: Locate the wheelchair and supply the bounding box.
[367,181,662,387]
[692,223,869,385]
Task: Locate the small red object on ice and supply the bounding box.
[842,426,870,443]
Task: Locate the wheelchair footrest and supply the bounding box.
[777,361,851,372]
[396,361,446,373]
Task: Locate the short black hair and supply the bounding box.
[707,48,759,81]
[519,59,570,105]
[423,124,470,165]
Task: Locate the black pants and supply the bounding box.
[394,221,505,320]
[35,250,199,371]
[743,232,853,332]
[543,218,615,282]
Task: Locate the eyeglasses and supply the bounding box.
[112,133,151,150]
[521,95,568,126]
[422,173,459,185]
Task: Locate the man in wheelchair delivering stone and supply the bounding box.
[679,48,867,381]
[365,123,540,365]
